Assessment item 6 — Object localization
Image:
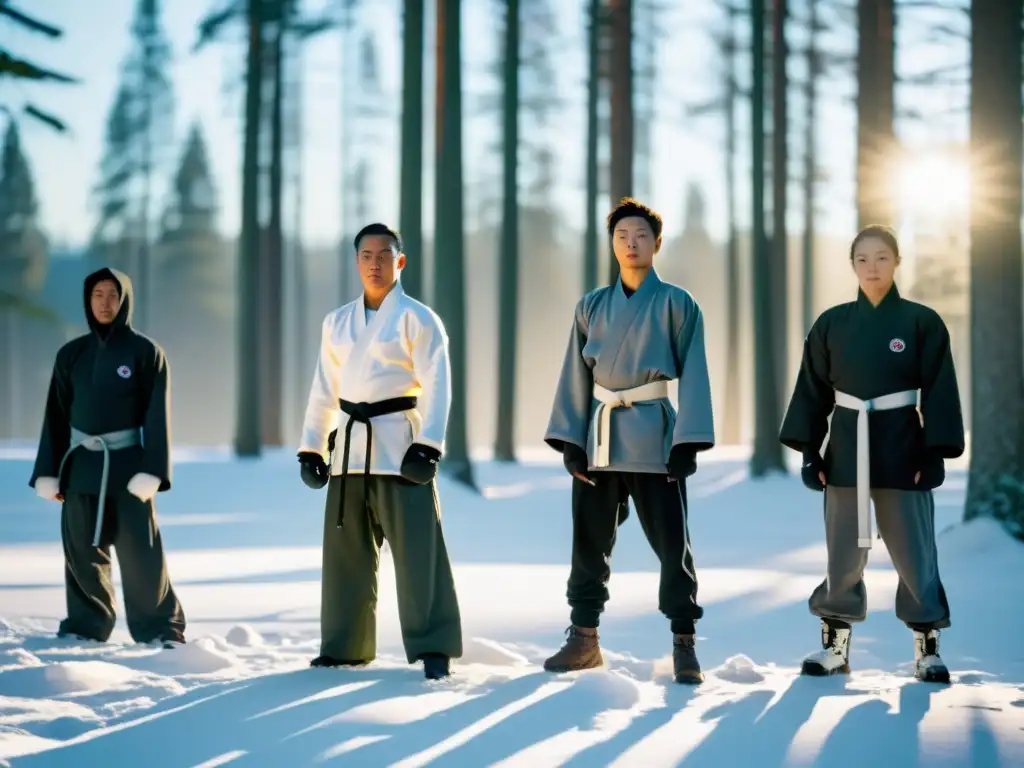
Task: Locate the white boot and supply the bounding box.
[913,629,950,683]
[801,620,851,676]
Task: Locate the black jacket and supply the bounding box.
[779,285,964,490]
[29,267,173,496]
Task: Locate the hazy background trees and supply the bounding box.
[4,0,1022,538]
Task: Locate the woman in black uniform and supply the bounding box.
[779,224,964,684]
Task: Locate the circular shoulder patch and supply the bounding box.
[117,365,132,379]
[888,338,906,353]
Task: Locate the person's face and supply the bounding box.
[852,236,898,292]
[90,279,120,325]
[356,235,405,293]
[612,216,660,270]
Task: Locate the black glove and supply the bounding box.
[400,443,442,485]
[667,445,697,481]
[562,443,591,480]
[801,449,826,492]
[298,451,330,490]
[916,448,945,490]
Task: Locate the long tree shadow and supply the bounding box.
[678,675,858,766]
[560,683,698,767]
[254,671,563,765]
[424,670,645,765]
[9,667,554,767]
[814,683,1007,767]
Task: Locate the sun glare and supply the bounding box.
[894,150,971,221]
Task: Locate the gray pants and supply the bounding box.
[809,486,950,630]
[320,475,463,664]
[60,492,186,644]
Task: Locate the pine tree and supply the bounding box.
[161,121,218,241]
[0,119,46,294]
[90,0,175,329]
[0,117,48,440]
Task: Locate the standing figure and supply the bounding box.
[780,225,963,683]
[29,268,186,648]
[543,198,716,684]
[297,223,462,680]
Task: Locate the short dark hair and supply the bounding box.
[850,224,899,262]
[353,222,403,253]
[606,197,664,240]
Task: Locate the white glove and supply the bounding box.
[34,477,60,501]
[126,473,162,502]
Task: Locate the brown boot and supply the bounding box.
[543,625,604,672]
[673,633,703,684]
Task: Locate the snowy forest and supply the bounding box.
[1,0,1023,764]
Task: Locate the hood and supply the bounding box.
[84,267,133,333]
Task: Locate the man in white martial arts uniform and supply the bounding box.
[297,223,462,680]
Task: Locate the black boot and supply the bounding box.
[421,653,451,680]
[672,634,704,684]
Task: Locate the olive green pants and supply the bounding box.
[320,475,463,663]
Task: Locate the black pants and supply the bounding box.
[60,491,186,644]
[567,471,702,634]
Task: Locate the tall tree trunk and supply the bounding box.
[235,0,264,457]
[338,1,356,302]
[856,0,895,227]
[722,7,741,445]
[771,0,789,424]
[435,0,475,487]
[607,0,632,286]
[964,0,1024,539]
[261,5,285,447]
[582,0,600,294]
[749,0,784,476]
[494,0,520,463]
[802,0,819,335]
[399,0,424,300]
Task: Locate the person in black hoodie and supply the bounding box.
[29,267,186,648]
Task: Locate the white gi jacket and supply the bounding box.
[298,282,452,476]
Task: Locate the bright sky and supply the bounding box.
[5,0,968,250]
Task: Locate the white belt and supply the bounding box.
[592,381,670,467]
[833,389,919,548]
[58,427,142,547]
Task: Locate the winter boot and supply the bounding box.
[543,625,604,673]
[801,619,851,676]
[672,633,703,684]
[421,653,451,680]
[913,629,950,684]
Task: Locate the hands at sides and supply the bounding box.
[562,444,596,486]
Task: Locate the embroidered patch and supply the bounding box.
[117,365,132,379]
[889,338,906,353]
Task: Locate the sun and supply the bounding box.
[893,149,971,222]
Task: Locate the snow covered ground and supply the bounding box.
[0,444,1022,767]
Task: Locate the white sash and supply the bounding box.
[591,380,671,467]
[833,388,920,548]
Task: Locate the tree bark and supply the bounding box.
[399,0,424,300]
[722,7,741,445]
[261,3,285,447]
[770,0,788,455]
[964,0,1024,540]
[494,0,520,463]
[802,0,819,335]
[434,0,475,487]
[856,0,895,228]
[234,0,264,457]
[607,0,632,286]
[582,0,600,294]
[749,0,785,476]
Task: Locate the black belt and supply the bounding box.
[331,396,418,528]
